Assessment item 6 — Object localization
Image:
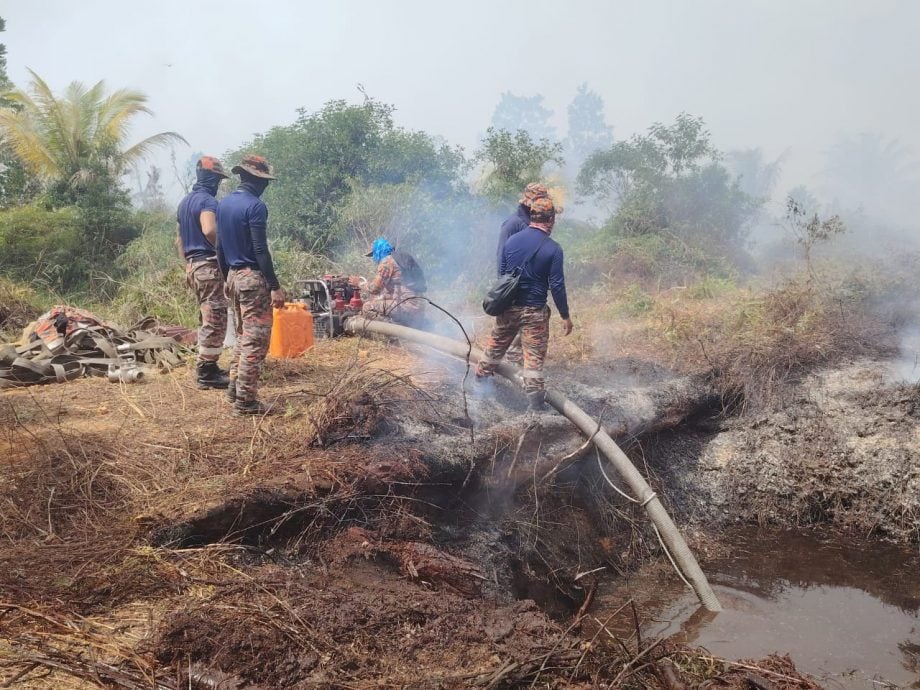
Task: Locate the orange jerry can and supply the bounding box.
[269,303,314,358]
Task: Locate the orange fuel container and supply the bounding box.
[269,303,314,358]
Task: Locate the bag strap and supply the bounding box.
[513,233,551,273]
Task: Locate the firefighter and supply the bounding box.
[362,237,427,328]
[496,182,549,276]
[476,196,573,410]
[216,155,285,415]
[497,183,549,364]
[176,156,231,390]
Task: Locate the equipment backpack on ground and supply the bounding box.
[392,250,427,293]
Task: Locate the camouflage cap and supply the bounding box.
[519,182,549,208]
[529,196,556,222]
[231,154,277,180]
[197,156,229,179]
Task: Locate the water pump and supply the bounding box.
[294,275,364,338]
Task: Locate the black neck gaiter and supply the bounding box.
[239,174,270,197]
[194,169,224,196]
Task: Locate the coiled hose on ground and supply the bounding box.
[344,316,722,612]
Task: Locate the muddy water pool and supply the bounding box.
[596,529,919,688]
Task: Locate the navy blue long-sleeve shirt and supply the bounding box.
[496,204,530,277]
[216,187,280,290]
[500,226,569,319]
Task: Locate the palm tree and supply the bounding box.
[0,69,186,189]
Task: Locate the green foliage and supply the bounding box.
[785,195,847,279]
[0,156,42,209]
[687,274,737,299]
[226,98,465,252]
[0,16,34,208]
[327,179,486,282]
[0,205,85,290]
[616,283,655,316]
[578,113,759,254]
[107,210,196,326]
[609,233,736,290]
[473,128,563,204]
[578,113,718,204]
[270,236,334,296]
[0,70,186,189]
[0,15,9,93]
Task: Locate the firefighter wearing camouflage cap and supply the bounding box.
[497,183,549,276]
[519,182,549,206]
[478,194,573,411]
[496,182,552,363]
[217,154,284,416]
[176,155,232,390]
[231,154,277,179]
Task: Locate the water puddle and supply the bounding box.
[598,529,920,688]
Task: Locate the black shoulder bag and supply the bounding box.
[482,235,550,316]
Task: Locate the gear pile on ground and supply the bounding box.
[0,306,189,389]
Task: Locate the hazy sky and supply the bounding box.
[4,0,919,202]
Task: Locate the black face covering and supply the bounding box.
[194,169,224,196]
[238,172,270,197]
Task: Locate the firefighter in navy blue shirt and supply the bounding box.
[496,182,549,277]
[496,183,549,364]
[217,155,284,416]
[176,156,231,390]
[477,196,573,410]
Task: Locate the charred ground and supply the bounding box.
[1,330,915,689]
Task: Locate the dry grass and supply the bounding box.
[552,275,893,408]
[0,331,826,689]
[0,277,42,339]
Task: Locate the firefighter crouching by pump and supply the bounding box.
[361,237,427,328]
[476,196,573,410]
[217,155,284,416]
[176,156,231,390]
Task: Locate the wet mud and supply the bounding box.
[595,528,920,689]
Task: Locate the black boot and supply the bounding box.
[225,380,237,403]
[233,399,270,416]
[197,361,230,390]
[526,390,546,411]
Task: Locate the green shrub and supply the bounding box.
[105,211,196,327]
[0,205,86,290]
[616,283,655,316]
[687,275,737,299]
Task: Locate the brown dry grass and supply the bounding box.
[0,331,825,689]
[552,276,892,408]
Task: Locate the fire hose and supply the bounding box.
[344,316,722,613]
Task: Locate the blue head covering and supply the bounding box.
[371,237,394,264]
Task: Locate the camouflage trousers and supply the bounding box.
[227,268,272,403]
[506,333,523,365]
[362,293,427,328]
[476,305,550,393]
[186,258,228,364]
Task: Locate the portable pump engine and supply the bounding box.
[294,275,364,338]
